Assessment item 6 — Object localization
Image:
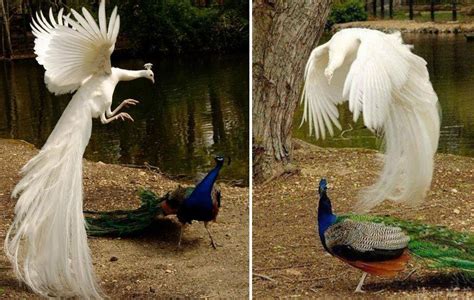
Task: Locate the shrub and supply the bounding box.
[113,0,248,54]
[326,0,368,29]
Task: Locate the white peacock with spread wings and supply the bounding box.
[5,1,154,298]
[301,28,440,212]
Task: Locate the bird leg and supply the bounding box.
[177,224,185,249]
[354,272,368,293]
[204,222,219,249]
[107,99,139,117]
[100,112,134,124]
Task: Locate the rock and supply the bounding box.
[110,256,118,262]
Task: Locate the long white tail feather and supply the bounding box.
[356,52,440,211]
[5,104,103,298]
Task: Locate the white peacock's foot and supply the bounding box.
[115,112,134,122]
[122,99,140,108]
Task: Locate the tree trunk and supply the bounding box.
[409,0,413,20]
[430,0,435,21]
[380,0,384,18]
[252,0,331,183]
[0,0,12,58]
[389,0,393,19]
[452,0,457,21]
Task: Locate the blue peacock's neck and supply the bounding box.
[317,192,337,244]
[193,163,223,197]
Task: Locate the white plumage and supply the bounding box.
[5,1,154,298]
[301,28,440,211]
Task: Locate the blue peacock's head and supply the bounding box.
[318,178,327,195]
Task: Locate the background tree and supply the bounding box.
[252,0,331,183]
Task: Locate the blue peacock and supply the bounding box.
[85,156,226,248]
[317,178,474,292]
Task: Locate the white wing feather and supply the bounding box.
[31,0,120,95]
[301,29,440,211]
[301,42,343,140]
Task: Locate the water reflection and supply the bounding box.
[294,34,474,157]
[0,54,249,184]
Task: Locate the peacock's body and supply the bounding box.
[85,156,225,248]
[317,178,474,292]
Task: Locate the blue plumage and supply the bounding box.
[317,178,337,246]
[176,156,225,249]
[177,156,224,224]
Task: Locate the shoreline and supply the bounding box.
[334,20,474,34]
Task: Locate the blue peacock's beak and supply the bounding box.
[318,178,327,194]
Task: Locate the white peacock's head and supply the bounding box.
[144,63,154,84]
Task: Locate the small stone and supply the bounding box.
[165,269,172,273]
[110,256,118,262]
[451,188,458,193]
[150,287,156,293]
[453,209,460,214]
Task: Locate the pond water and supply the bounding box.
[0,54,249,184]
[294,34,474,157]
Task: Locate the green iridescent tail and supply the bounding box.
[85,187,193,236]
[339,215,474,274]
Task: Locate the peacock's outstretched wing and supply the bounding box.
[85,189,165,236]
[31,0,120,95]
[339,215,474,273]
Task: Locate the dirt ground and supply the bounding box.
[253,139,473,298]
[0,139,249,299]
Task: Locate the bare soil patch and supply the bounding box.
[253,139,473,298]
[0,139,249,299]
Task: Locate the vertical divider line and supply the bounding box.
[248,0,253,298]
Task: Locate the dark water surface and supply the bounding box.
[0,54,249,184]
[294,34,474,157]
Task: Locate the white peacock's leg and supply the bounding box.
[100,112,134,124]
[108,99,139,117]
[354,272,368,293]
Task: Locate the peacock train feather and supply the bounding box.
[85,187,191,236]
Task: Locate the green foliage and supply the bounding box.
[326,0,367,29]
[111,0,249,54]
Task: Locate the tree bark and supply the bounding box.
[0,0,13,58]
[252,0,331,183]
